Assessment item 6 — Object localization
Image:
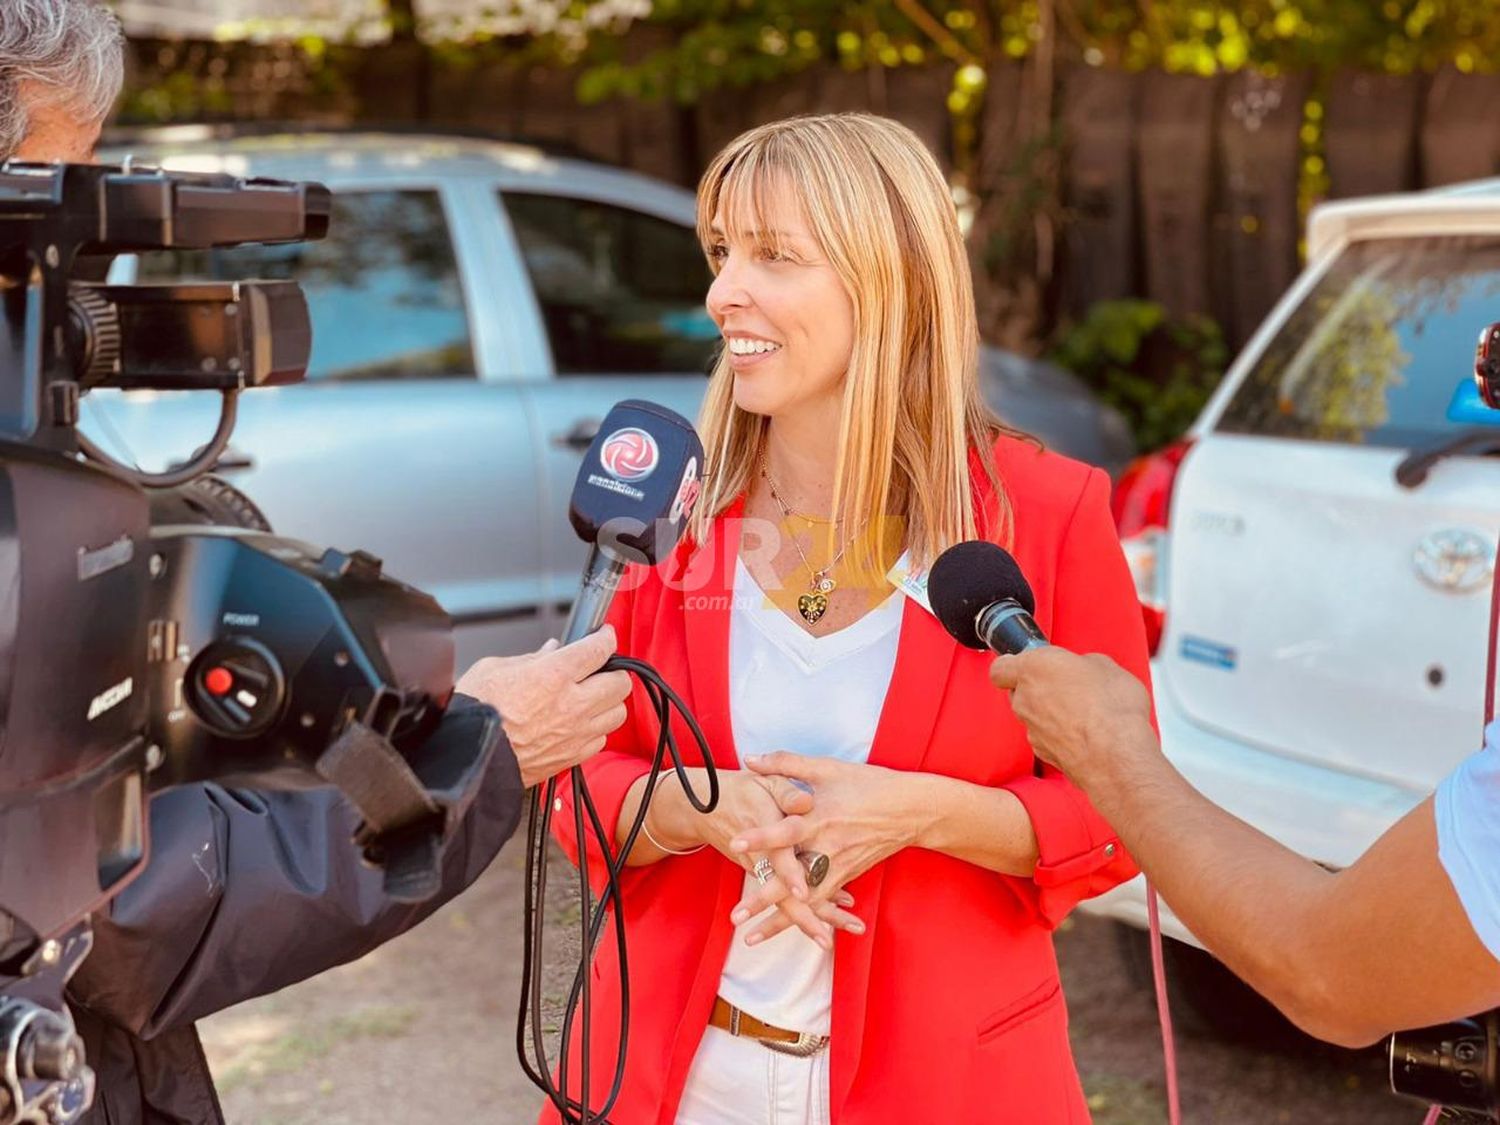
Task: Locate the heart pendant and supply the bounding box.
[797,592,829,625]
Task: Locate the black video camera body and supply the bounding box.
[0,163,498,1125]
[1391,1011,1499,1122]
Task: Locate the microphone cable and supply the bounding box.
[517,654,719,1124]
[1145,882,1182,1125]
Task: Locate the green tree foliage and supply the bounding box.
[1049,299,1228,449]
[450,0,1500,105]
[1065,0,1500,75]
[136,2,1500,123]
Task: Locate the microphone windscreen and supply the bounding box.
[568,399,704,564]
[928,541,1037,650]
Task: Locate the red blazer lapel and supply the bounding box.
[869,599,960,775]
[831,596,959,1117]
[679,497,744,772]
[667,499,755,1110]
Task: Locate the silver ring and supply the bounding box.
[796,850,830,888]
[752,857,774,885]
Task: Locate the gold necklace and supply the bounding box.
[760,461,862,626]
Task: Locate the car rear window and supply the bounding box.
[1216,233,1500,448]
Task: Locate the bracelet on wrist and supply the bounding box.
[641,806,705,856]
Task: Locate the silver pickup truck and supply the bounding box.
[91,129,1133,672]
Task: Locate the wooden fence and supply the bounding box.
[123,37,1500,348]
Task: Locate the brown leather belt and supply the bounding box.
[709,997,828,1057]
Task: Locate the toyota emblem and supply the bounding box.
[1414,529,1495,594]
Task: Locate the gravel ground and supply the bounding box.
[199,836,1433,1124]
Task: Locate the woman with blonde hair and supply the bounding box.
[544,112,1150,1123]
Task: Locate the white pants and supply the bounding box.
[675,1026,831,1125]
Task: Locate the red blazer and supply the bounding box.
[543,436,1152,1124]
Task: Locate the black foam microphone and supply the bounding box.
[928,540,1049,654]
[562,399,704,644]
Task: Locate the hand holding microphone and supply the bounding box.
[989,645,1155,786]
[458,401,704,791]
[456,628,630,789]
[929,541,1154,785]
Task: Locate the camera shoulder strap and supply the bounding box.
[315,720,442,901]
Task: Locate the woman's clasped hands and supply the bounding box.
[724,752,920,949]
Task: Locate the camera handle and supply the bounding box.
[0,927,94,1125]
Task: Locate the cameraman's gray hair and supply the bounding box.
[0,0,124,158]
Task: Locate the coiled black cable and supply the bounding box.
[518,654,718,1124]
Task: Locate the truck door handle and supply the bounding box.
[169,444,254,474]
[214,446,255,472]
[553,418,601,452]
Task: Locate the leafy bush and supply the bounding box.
[1049,299,1228,451]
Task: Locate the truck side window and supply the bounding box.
[501,192,718,376]
[136,190,475,382]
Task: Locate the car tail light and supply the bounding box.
[1111,440,1193,656]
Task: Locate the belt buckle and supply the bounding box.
[759,1029,828,1058]
[725,1002,827,1057]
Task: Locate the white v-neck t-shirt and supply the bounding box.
[718,556,905,1035]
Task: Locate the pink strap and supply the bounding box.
[1146,884,1182,1125]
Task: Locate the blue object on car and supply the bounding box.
[1446,379,1500,426]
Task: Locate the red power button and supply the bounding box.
[204,667,234,696]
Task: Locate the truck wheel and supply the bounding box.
[148,474,273,533]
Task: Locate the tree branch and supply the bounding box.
[1053,0,1094,59]
[386,0,418,42]
[971,1,996,60]
[893,0,982,68]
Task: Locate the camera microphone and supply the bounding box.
[927,540,1049,655]
[561,399,704,643]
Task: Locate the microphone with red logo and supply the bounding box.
[562,399,704,644]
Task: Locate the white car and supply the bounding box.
[1084,180,1500,1037]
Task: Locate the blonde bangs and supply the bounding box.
[697,140,799,267]
[692,114,1025,568]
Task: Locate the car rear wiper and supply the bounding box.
[1396,428,1500,489]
